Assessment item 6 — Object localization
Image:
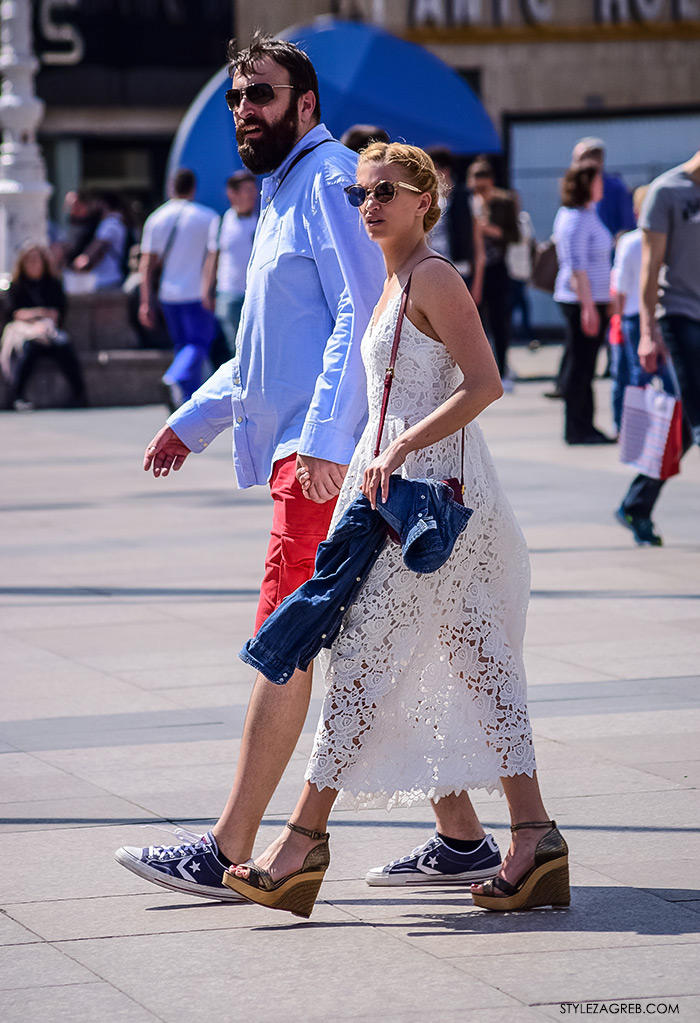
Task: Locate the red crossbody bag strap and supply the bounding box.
[374,278,411,458]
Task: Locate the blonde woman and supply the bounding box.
[223,144,569,918]
[1,244,85,411]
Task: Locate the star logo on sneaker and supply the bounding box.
[427,856,438,868]
[191,862,201,873]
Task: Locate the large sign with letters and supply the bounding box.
[35,0,232,67]
[405,0,699,28]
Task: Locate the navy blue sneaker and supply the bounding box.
[615,506,663,547]
[365,832,501,886]
[115,827,245,901]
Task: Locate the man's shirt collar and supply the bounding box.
[267,123,332,184]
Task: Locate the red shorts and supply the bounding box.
[255,453,337,633]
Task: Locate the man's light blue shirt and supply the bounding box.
[167,124,384,487]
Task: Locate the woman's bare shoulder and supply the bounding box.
[411,255,469,305]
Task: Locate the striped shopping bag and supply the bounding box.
[619,383,683,480]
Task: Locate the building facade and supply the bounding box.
[32,0,234,222]
[25,0,700,240]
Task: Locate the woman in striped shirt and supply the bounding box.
[553,163,614,444]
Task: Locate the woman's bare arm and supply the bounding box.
[362,259,503,506]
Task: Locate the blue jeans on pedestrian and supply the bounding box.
[215,291,245,359]
[622,314,677,393]
[161,301,218,402]
[509,278,533,343]
[660,315,700,446]
[621,314,699,518]
[611,315,677,432]
[609,342,630,433]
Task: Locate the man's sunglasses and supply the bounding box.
[344,180,423,208]
[225,83,299,111]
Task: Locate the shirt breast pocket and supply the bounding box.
[254,206,312,270]
[252,214,281,269]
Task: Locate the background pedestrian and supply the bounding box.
[201,171,258,359]
[139,168,219,409]
[468,155,520,383]
[553,162,614,444]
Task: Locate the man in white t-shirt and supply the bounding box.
[139,168,219,408]
[71,191,127,290]
[202,171,259,358]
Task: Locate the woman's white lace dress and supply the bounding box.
[305,293,536,810]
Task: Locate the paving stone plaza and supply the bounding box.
[2,353,700,1022]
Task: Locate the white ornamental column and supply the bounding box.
[0,0,52,285]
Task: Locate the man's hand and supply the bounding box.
[295,454,348,504]
[138,302,157,330]
[144,425,192,478]
[638,323,668,374]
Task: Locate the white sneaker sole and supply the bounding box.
[365,865,500,887]
[115,848,246,902]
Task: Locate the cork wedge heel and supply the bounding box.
[221,821,330,919]
[471,820,570,911]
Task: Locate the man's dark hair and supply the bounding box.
[340,124,390,153]
[227,170,256,190]
[468,155,494,179]
[95,190,123,213]
[560,162,599,208]
[426,146,454,172]
[226,31,321,124]
[172,168,196,197]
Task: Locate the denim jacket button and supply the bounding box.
[340,606,345,611]
[321,633,327,639]
[356,576,361,582]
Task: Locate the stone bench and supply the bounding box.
[62,288,138,352]
[1,287,174,409]
[0,349,172,409]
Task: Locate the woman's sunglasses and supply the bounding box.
[225,83,299,111]
[344,180,423,208]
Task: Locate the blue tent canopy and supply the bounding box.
[168,17,501,213]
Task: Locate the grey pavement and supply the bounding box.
[1,347,700,1022]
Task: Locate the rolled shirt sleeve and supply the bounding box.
[167,360,235,452]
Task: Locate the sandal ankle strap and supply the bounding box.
[510,819,556,833]
[286,820,329,841]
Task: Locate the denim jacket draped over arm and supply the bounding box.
[240,477,473,685]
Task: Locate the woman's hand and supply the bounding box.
[580,302,600,338]
[362,442,407,510]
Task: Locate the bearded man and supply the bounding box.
[115,34,383,898]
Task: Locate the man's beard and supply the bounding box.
[236,99,300,175]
